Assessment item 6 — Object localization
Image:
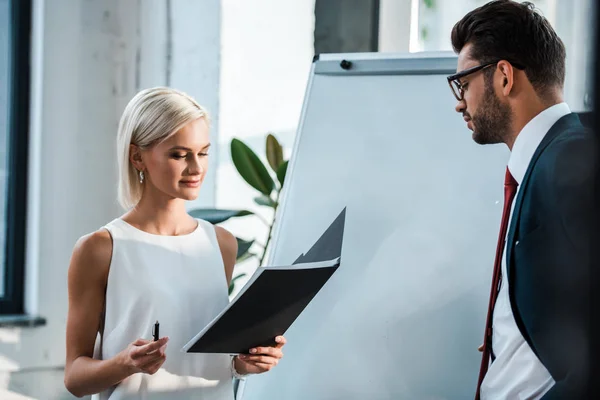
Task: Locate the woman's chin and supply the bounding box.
[177,188,201,201]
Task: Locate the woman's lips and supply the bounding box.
[180,180,200,188]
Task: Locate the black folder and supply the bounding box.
[181,208,347,354]
[181,257,340,354]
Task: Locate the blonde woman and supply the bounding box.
[64,87,286,400]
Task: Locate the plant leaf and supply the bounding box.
[236,238,254,259]
[254,195,277,208]
[276,160,289,187]
[231,138,275,196]
[236,252,257,264]
[231,273,247,282]
[266,134,284,173]
[423,0,435,9]
[188,208,253,224]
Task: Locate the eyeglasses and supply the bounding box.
[447,60,525,101]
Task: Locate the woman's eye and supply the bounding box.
[170,152,209,159]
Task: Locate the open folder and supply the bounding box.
[181,257,340,354]
[182,208,347,354]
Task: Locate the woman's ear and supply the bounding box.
[129,144,145,171]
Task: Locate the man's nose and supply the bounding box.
[455,99,466,114]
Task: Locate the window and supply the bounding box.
[0,0,31,314]
[413,0,569,52]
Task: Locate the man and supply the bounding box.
[448,1,596,398]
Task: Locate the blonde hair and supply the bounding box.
[117,87,210,209]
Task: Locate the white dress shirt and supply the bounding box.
[480,102,571,399]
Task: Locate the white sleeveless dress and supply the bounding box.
[92,218,234,400]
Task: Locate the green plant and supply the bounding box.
[422,0,435,9]
[188,133,288,295]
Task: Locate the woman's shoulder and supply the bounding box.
[213,224,237,253]
[193,218,235,247]
[209,223,238,282]
[75,228,113,254]
[206,222,237,262]
[69,228,113,282]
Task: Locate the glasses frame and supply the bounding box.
[447,60,525,101]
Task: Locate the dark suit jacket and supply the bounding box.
[505,112,596,399]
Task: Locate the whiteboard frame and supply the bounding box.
[266,51,458,267]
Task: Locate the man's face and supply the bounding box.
[454,43,512,145]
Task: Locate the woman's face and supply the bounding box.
[141,117,210,202]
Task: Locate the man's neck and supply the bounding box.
[505,92,564,150]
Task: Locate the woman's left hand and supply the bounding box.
[234,336,286,375]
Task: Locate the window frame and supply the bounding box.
[0,0,32,315]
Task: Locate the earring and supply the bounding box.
[139,170,144,184]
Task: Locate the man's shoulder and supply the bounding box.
[549,111,587,135]
[539,114,593,164]
[530,115,596,198]
[546,126,593,161]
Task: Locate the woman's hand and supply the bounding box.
[234,336,286,375]
[118,337,169,375]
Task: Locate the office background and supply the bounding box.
[0,0,595,398]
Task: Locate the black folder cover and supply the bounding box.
[182,258,340,354]
[182,208,347,354]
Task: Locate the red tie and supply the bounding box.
[475,167,519,400]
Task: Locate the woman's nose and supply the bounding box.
[187,158,203,175]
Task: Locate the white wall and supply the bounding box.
[378,0,412,52]
[217,0,316,296]
[0,0,221,398]
[134,0,222,209]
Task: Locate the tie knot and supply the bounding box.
[505,167,518,188]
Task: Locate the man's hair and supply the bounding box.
[451,0,566,98]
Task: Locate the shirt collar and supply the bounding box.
[507,102,571,184]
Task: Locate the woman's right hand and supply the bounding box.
[118,337,169,375]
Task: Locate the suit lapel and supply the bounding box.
[505,113,581,283]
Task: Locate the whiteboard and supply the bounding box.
[238,52,509,400]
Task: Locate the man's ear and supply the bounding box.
[497,61,515,97]
[129,144,145,171]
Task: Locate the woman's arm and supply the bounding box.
[214,225,285,375]
[215,225,238,287]
[64,230,169,397]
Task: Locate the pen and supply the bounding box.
[152,320,159,341]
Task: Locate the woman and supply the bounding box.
[64,87,286,400]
